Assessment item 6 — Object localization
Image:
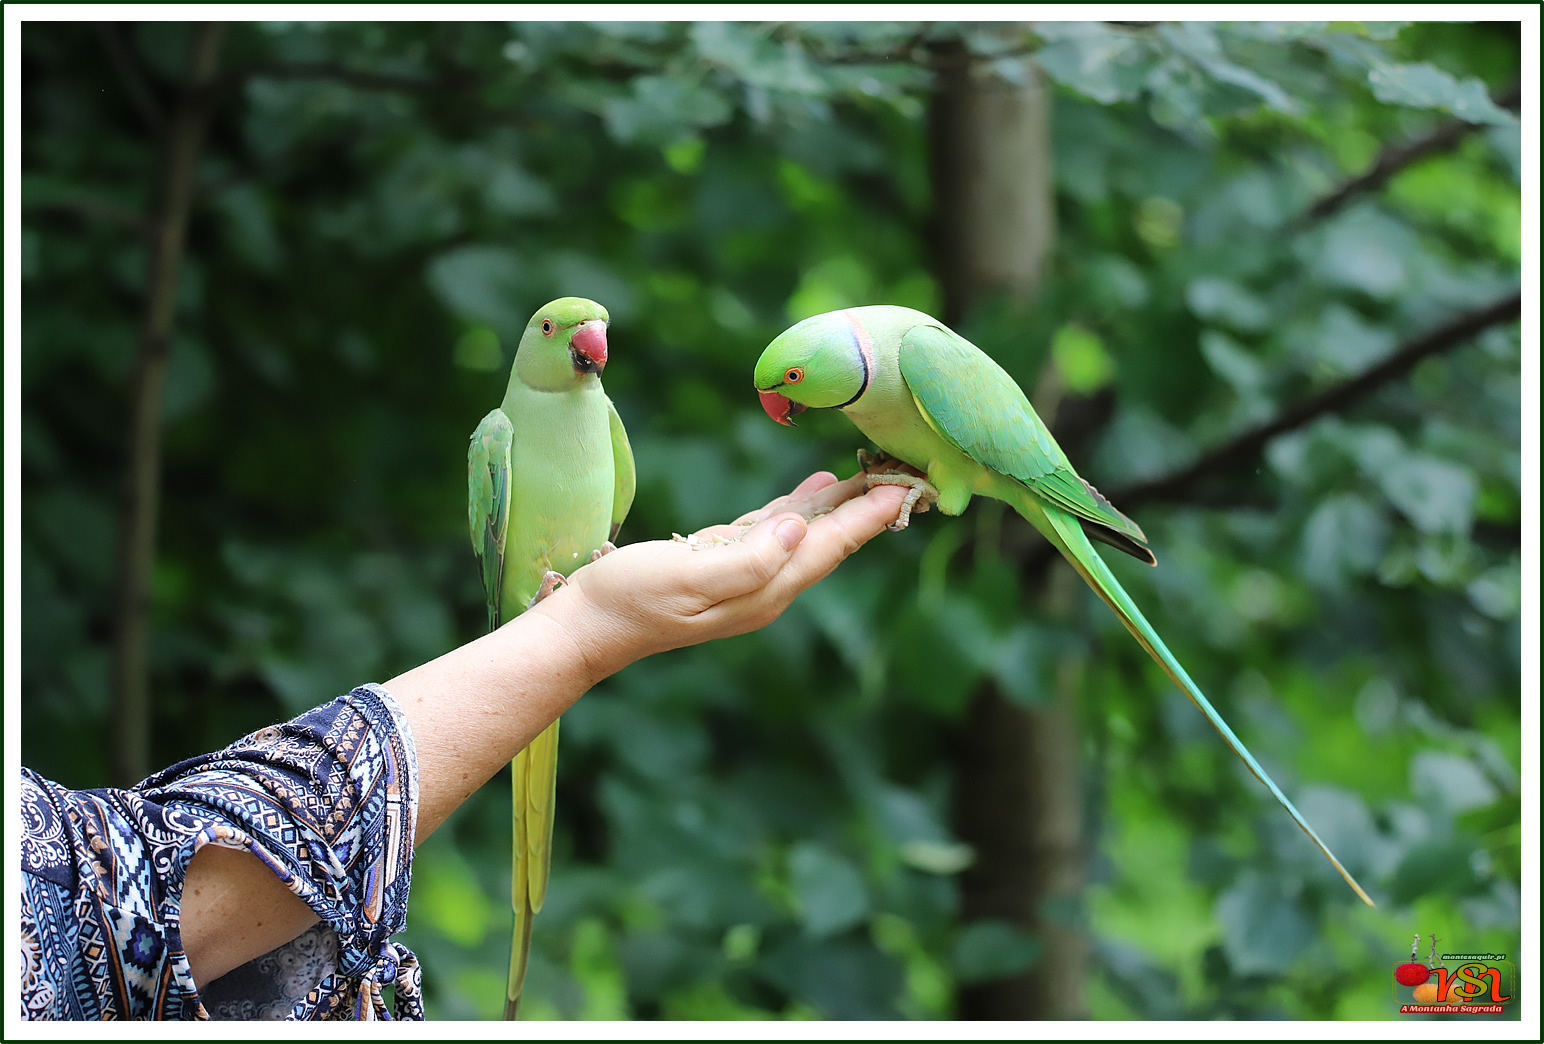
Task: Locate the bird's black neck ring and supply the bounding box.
[834,339,871,409]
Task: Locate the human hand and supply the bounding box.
[529,470,908,684]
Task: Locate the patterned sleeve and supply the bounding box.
[19,683,422,1021]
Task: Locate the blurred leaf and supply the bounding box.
[1305,211,1412,298]
[1134,196,1183,248]
[662,136,707,175]
[758,934,904,1019]
[1051,322,1116,394]
[1410,750,1498,815]
[1034,23,1153,104]
[214,185,282,272]
[789,841,870,937]
[483,161,555,217]
[950,919,1041,984]
[1388,838,1480,905]
[1466,559,1519,620]
[1198,330,1265,393]
[1367,61,1516,126]
[1300,492,1389,587]
[1186,278,1270,333]
[661,981,775,1020]
[426,245,529,335]
[412,843,495,948]
[1379,453,1477,535]
[571,918,631,1019]
[603,74,734,145]
[786,254,874,321]
[900,840,975,876]
[453,327,503,372]
[1215,872,1313,974]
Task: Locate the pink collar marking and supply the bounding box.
[839,309,875,407]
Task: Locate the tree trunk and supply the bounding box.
[929,41,1054,325]
[108,22,225,786]
[929,40,1089,1020]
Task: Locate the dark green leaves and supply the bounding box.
[1367,61,1516,126]
[951,920,1041,984]
[789,842,869,937]
[19,17,1518,1024]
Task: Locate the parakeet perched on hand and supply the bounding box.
[753,305,1373,906]
[468,297,636,1019]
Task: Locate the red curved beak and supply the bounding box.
[570,320,608,374]
[758,389,807,426]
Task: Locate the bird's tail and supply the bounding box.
[506,719,561,1019]
[1034,500,1375,907]
[505,897,532,1020]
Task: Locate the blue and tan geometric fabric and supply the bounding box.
[19,683,421,1020]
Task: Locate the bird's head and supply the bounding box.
[753,310,872,426]
[515,297,610,389]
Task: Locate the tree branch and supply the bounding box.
[817,25,935,65]
[1293,81,1520,229]
[1111,291,1521,510]
[108,22,226,787]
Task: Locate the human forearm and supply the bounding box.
[384,608,596,841]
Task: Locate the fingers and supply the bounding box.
[767,482,908,595]
[695,482,908,631]
[732,471,841,526]
[561,475,908,653]
[680,511,809,605]
[782,470,870,519]
[788,470,840,501]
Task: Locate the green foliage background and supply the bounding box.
[20,20,1522,1020]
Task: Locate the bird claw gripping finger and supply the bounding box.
[588,541,618,564]
[526,570,568,610]
[863,473,939,531]
[857,448,901,473]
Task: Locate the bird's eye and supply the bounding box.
[541,319,554,336]
[785,367,804,384]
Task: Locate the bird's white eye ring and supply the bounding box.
[785,367,804,383]
[541,319,554,336]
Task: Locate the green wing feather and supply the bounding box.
[468,410,514,630]
[606,395,635,541]
[899,324,1153,562]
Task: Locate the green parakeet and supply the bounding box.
[468,297,636,1019]
[753,305,1373,907]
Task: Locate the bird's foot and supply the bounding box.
[857,448,902,473]
[525,570,568,610]
[863,472,939,531]
[588,540,618,564]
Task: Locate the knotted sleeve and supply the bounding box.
[20,683,422,1021]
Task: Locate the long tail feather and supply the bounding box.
[505,896,531,1020]
[1035,501,1375,906]
[506,720,561,1019]
[506,747,531,1020]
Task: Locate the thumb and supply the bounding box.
[688,512,807,604]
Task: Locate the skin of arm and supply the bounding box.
[178,472,907,987]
